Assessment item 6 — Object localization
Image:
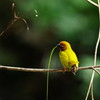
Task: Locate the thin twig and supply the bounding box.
[85,0,100,100]
[0,65,100,73]
[85,71,95,100]
[0,3,29,36]
[91,0,100,100]
[46,46,57,100]
[92,67,100,75]
[86,0,98,7]
[0,18,17,36]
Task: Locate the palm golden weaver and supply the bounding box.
[46,41,79,100]
[57,41,79,74]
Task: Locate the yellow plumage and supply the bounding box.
[57,41,79,73]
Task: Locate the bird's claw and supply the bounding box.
[71,66,77,75]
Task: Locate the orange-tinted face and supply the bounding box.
[57,41,67,51]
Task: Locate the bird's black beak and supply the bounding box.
[57,44,63,48]
[57,44,61,47]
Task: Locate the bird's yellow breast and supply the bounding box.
[59,49,79,69]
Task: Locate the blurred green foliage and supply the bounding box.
[0,0,100,100]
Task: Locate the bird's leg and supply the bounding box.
[63,67,67,72]
[63,67,72,72]
[71,65,77,75]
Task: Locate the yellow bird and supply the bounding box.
[57,41,79,74]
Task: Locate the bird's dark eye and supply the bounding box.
[57,42,67,51]
[57,43,66,49]
[57,44,63,48]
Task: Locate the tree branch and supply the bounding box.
[86,0,98,7]
[0,3,29,36]
[0,65,100,73]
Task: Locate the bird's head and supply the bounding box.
[57,41,71,51]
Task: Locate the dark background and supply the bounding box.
[0,0,100,100]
